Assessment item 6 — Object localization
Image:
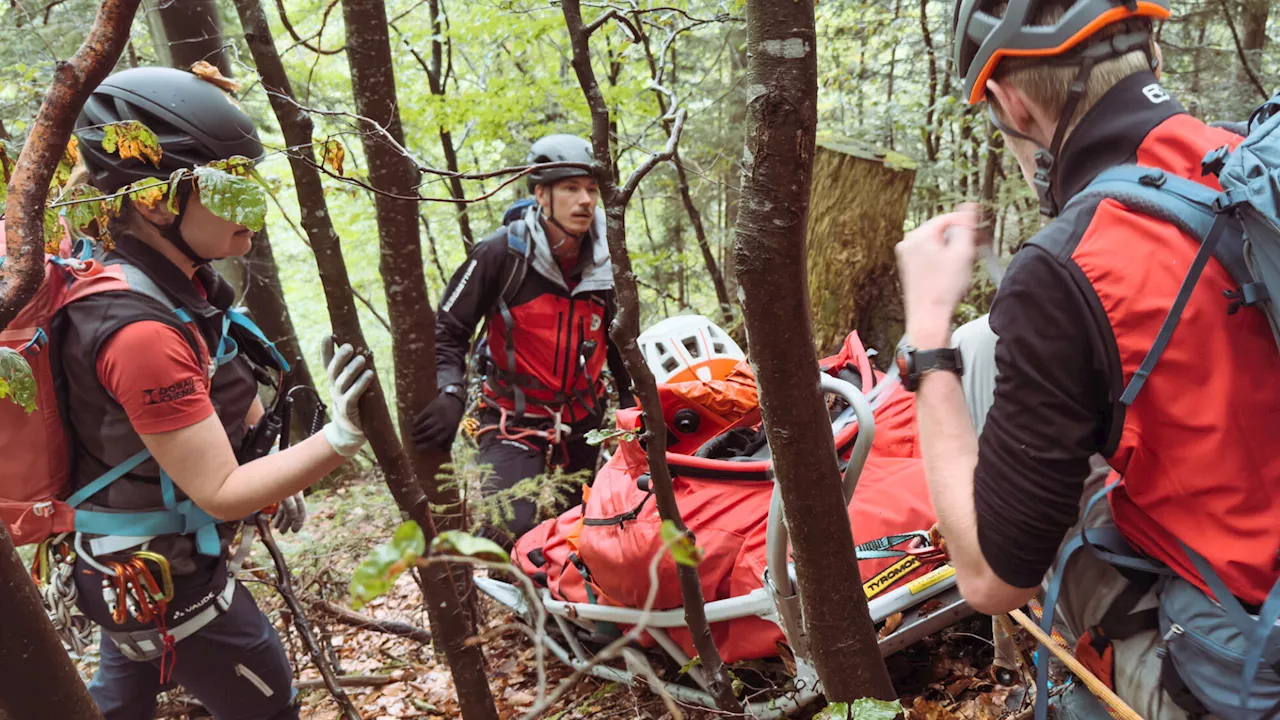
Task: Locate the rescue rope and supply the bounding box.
[1008,608,1144,720]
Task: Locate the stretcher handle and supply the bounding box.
[818,373,876,504]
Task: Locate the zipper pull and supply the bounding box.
[1162,623,1184,643]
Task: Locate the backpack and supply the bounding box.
[0,229,289,552]
[1033,93,1280,720]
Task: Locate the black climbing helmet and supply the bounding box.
[952,0,1170,106]
[75,66,263,192]
[525,134,594,192]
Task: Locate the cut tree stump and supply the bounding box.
[806,138,917,358]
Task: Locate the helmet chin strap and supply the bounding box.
[161,181,215,268]
[986,25,1157,219]
[541,184,587,250]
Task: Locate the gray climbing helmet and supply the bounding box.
[526,134,594,192]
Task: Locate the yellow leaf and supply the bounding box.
[128,179,168,210]
[190,60,242,93]
[322,139,346,176]
[103,121,162,168]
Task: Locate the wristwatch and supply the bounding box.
[440,383,466,403]
[896,345,963,392]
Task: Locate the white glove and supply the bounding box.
[274,492,307,534]
[321,335,375,458]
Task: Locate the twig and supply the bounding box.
[11,0,60,61]
[256,516,362,720]
[1217,0,1269,99]
[295,674,393,689]
[273,0,344,54]
[1007,609,1143,720]
[618,108,686,205]
[301,594,433,644]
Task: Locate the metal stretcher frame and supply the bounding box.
[476,373,972,718]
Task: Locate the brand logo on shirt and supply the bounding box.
[142,377,198,405]
[590,314,602,332]
[1142,83,1171,105]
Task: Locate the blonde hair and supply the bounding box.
[986,1,1155,131]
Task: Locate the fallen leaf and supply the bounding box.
[506,690,535,706]
[879,612,904,639]
[190,60,242,92]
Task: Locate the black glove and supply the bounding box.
[412,393,465,451]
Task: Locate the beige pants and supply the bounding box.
[953,315,1195,720]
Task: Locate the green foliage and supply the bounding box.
[661,519,702,567]
[0,348,38,414]
[62,184,106,235]
[348,520,425,610]
[42,207,61,252]
[583,427,637,446]
[431,530,509,562]
[192,166,269,232]
[815,698,903,720]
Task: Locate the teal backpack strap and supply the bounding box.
[66,448,154,508]
[225,307,290,371]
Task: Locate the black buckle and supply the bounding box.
[1138,170,1167,188]
[1201,146,1231,178]
[1224,282,1269,314]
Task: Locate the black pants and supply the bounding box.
[476,409,602,547]
[78,565,299,720]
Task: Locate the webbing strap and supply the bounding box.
[1035,532,1085,720]
[226,308,290,371]
[1120,213,1233,406]
[66,448,152,508]
[1180,542,1280,717]
[496,298,525,417]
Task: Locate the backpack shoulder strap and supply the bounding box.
[499,220,533,308]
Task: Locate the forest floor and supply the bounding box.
[69,474,1039,720]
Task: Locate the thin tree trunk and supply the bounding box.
[884,0,902,150]
[1219,0,1269,99]
[1236,0,1269,93]
[920,0,940,163]
[152,0,230,74]
[732,0,896,703]
[1,0,141,331]
[233,4,498,719]
[561,1,741,712]
[0,527,103,719]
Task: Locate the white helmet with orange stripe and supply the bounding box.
[638,315,744,384]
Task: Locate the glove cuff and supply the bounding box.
[323,421,366,458]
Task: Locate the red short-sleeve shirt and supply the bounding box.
[96,320,215,435]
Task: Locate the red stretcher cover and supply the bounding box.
[513,331,938,662]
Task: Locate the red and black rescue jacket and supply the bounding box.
[973,71,1280,606]
[435,207,632,425]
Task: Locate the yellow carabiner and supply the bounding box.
[29,539,52,587]
[131,551,175,604]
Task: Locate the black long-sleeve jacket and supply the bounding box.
[435,207,633,424]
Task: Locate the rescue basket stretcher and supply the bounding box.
[476,371,973,717]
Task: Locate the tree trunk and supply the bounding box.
[0,528,103,719]
[1236,0,1269,92]
[233,3,497,719]
[920,0,939,163]
[241,227,319,445]
[807,140,917,357]
[340,0,466,528]
[150,0,231,75]
[561,1,741,712]
[1,0,142,331]
[733,0,897,703]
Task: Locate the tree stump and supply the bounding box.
[806,138,916,358]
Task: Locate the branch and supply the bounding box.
[1218,0,1269,99]
[256,516,362,720]
[1,0,141,333]
[273,0,344,54]
[617,108,686,205]
[301,595,432,644]
[295,675,393,689]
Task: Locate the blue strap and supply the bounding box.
[1181,543,1280,717]
[1120,213,1234,405]
[66,448,153,508]
[1070,167,1220,242]
[225,308,290,371]
[160,470,178,511]
[173,308,194,323]
[1035,533,1086,720]
[1080,482,1177,575]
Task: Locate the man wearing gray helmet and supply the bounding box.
[413,134,634,547]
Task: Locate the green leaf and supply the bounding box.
[661,520,702,567]
[677,655,702,675]
[43,208,62,253]
[814,699,903,720]
[431,529,510,562]
[102,121,161,167]
[193,166,268,232]
[0,348,38,414]
[206,155,256,178]
[348,521,426,610]
[62,184,104,235]
[584,427,638,446]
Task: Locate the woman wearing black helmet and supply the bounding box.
[64,66,374,720]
